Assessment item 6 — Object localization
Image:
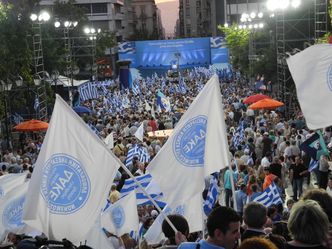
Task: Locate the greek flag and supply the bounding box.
[232,121,245,149]
[120,174,165,207]
[252,182,283,207]
[12,113,24,124]
[120,174,152,196]
[138,147,150,163]
[79,82,99,101]
[308,159,319,172]
[34,95,40,111]
[203,175,219,216]
[156,91,171,112]
[125,145,140,167]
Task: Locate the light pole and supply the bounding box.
[84,27,101,81]
[238,12,265,81]
[30,10,50,121]
[0,80,13,149]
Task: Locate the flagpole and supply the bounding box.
[229,158,238,212]
[110,154,179,234]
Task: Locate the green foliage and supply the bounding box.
[218,24,250,74]
[96,31,117,58]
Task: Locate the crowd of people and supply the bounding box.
[0,67,331,249]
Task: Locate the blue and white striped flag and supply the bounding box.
[34,95,40,111]
[120,174,165,207]
[308,159,319,172]
[232,121,245,149]
[253,182,283,207]
[138,147,150,163]
[203,175,219,216]
[120,174,152,197]
[125,145,140,167]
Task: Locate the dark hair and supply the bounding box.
[272,221,291,241]
[302,189,332,222]
[244,202,267,228]
[207,206,240,237]
[162,214,189,245]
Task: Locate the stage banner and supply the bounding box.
[210,37,229,64]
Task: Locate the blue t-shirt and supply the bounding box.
[178,240,225,249]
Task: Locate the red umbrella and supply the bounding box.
[248,99,284,110]
[243,94,271,104]
[14,119,49,132]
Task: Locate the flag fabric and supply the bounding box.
[134,123,144,142]
[0,173,27,198]
[34,95,40,111]
[231,121,245,150]
[308,159,319,172]
[203,175,219,216]
[22,95,120,244]
[252,182,283,207]
[12,113,24,125]
[299,131,329,160]
[101,191,139,236]
[0,182,29,241]
[156,91,171,112]
[104,132,114,149]
[125,145,140,168]
[120,174,165,207]
[147,75,230,205]
[84,218,115,249]
[144,193,204,245]
[120,174,152,197]
[287,44,332,129]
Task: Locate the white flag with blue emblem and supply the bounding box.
[22,95,120,244]
[0,181,29,241]
[287,44,332,129]
[147,75,230,205]
[144,193,203,245]
[0,173,27,198]
[101,191,139,237]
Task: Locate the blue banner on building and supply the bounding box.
[118,37,228,69]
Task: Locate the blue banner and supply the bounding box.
[118,37,228,69]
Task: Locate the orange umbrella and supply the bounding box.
[14,119,49,132]
[243,94,271,104]
[249,98,284,110]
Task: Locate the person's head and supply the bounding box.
[162,214,189,245]
[238,237,277,249]
[328,176,332,188]
[206,206,241,249]
[287,200,329,245]
[302,188,332,222]
[243,202,267,229]
[286,199,295,211]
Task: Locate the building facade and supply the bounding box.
[131,0,164,40]
[178,0,226,38]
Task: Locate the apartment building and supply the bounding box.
[178,0,225,38]
[132,0,164,40]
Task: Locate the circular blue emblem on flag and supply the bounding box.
[327,64,332,91]
[173,115,207,167]
[41,154,91,215]
[3,196,25,230]
[111,206,125,229]
[174,204,185,216]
